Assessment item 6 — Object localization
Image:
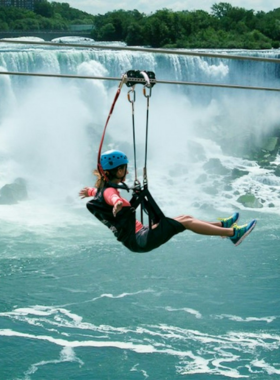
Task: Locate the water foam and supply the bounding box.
[1,303,280,378]
[23,346,83,380]
[215,314,277,323]
[0,328,157,353]
[165,306,202,319]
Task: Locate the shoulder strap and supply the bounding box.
[106,181,131,192]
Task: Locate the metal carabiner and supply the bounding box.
[143,85,152,98]
[127,85,136,103]
[133,178,141,190]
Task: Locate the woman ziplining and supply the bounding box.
[79,70,257,252]
[79,149,256,252]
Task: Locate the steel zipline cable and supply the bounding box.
[0,70,279,92]
[0,39,280,64]
[0,39,280,92]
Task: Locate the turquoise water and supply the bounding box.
[1,205,279,380]
[0,41,280,379]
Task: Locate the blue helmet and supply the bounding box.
[100,149,129,170]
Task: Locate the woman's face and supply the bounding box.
[117,166,129,181]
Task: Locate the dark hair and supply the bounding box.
[93,164,127,189]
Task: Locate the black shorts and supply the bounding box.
[123,217,185,253]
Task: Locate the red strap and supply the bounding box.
[97,80,124,180]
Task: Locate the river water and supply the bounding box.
[0,38,279,379]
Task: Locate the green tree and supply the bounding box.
[143,17,170,47]
[0,21,9,30]
[235,21,249,34]
[99,23,116,40]
[211,2,233,18]
[12,18,40,31]
[125,23,145,45]
[34,1,54,18]
[256,8,280,40]
[143,9,179,47]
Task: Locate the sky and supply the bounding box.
[66,0,279,16]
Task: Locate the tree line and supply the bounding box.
[92,4,280,49]
[0,1,94,32]
[0,1,280,49]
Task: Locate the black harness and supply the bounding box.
[87,181,165,243]
[89,70,164,236]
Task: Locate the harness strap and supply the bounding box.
[106,181,130,192]
[101,181,164,226]
[126,70,159,228]
[130,188,165,227]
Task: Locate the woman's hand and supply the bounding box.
[113,200,123,217]
[79,187,90,199]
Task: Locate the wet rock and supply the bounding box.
[231,168,249,179]
[256,137,280,166]
[261,137,279,152]
[258,158,271,167]
[203,158,230,175]
[262,164,277,170]
[0,178,28,205]
[224,194,233,199]
[237,193,263,208]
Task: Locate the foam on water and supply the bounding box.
[1,302,280,376]
[22,346,83,380]
[1,306,279,378]
[165,306,202,319]
[215,314,277,323]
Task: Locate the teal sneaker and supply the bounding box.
[230,219,257,246]
[218,212,239,228]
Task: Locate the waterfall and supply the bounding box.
[0,38,280,215]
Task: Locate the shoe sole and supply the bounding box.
[234,219,257,247]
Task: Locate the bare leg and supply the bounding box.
[174,215,234,237]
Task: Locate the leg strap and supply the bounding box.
[130,188,165,228]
